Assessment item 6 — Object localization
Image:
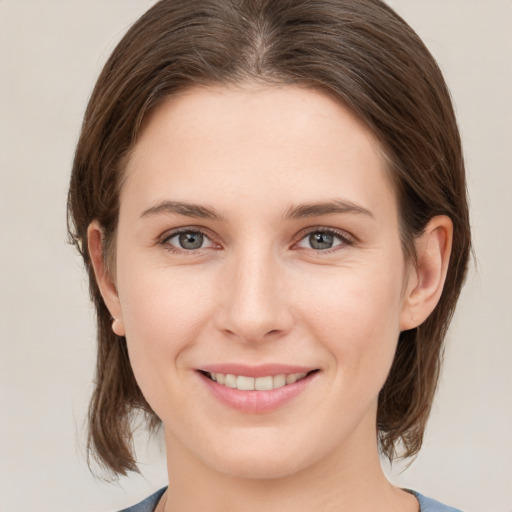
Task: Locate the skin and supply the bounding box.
[89,84,452,512]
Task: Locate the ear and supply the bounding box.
[87,220,125,336]
[400,216,453,331]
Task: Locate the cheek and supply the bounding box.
[298,261,405,376]
[116,263,215,398]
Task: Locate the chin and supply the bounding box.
[208,451,310,481]
[192,428,328,481]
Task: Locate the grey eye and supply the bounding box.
[164,230,215,251]
[308,232,334,250]
[177,231,204,250]
[296,230,347,251]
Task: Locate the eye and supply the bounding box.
[296,229,353,252]
[162,229,216,252]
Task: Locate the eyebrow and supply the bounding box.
[283,199,373,220]
[140,198,373,221]
[140,200,225,221]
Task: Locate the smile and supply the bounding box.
[206,371,309,391]
[198,365,319,413]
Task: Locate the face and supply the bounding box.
[106,85,414,479]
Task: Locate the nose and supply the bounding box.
[214,248,294,343]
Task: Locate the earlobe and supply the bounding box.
[111,317,125,337]
[87,221,125,336]
[400,216,453,331]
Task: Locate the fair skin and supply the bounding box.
[89,85,452,512]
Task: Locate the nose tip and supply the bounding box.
[222,320,285,343]
[214,254,293,343]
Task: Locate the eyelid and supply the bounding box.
[158,226,220,253]
[293,226,356,252]
[156,225,356,254]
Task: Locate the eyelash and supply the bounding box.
[159,227,219,254]
[295,227,355,254]
[159,226,355,255]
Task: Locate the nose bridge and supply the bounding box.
[216,242,292,341]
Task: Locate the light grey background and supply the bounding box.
[1,1,511,511]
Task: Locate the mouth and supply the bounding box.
[197,367,319,413]
[199,369,318,391]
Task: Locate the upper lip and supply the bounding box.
[199,363,317,378]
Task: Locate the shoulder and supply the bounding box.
[410,490,464,512]
[118,487,167,512]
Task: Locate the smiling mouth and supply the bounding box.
[201,370,317,391]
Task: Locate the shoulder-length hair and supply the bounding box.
[67,0,471,476]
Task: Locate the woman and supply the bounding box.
[67,0,470,511]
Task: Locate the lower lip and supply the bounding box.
[198,372,317,414]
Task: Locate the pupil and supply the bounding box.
[179,232,203,250]
[310,232,333,250]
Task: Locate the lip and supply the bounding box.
[197,365,319,414]
[200,363,315,378]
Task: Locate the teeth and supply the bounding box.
[237,375,255,390]
[207,371,308,390]
[225,374,237,388]
[255,375,273,391]
[273,374,286,389]
[286,373,298,384]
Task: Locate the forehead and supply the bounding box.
[133,84,379,161]
[122,84,396,221]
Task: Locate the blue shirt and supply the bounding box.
[118,487,463,511]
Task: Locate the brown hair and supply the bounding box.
[67,0,471,476]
